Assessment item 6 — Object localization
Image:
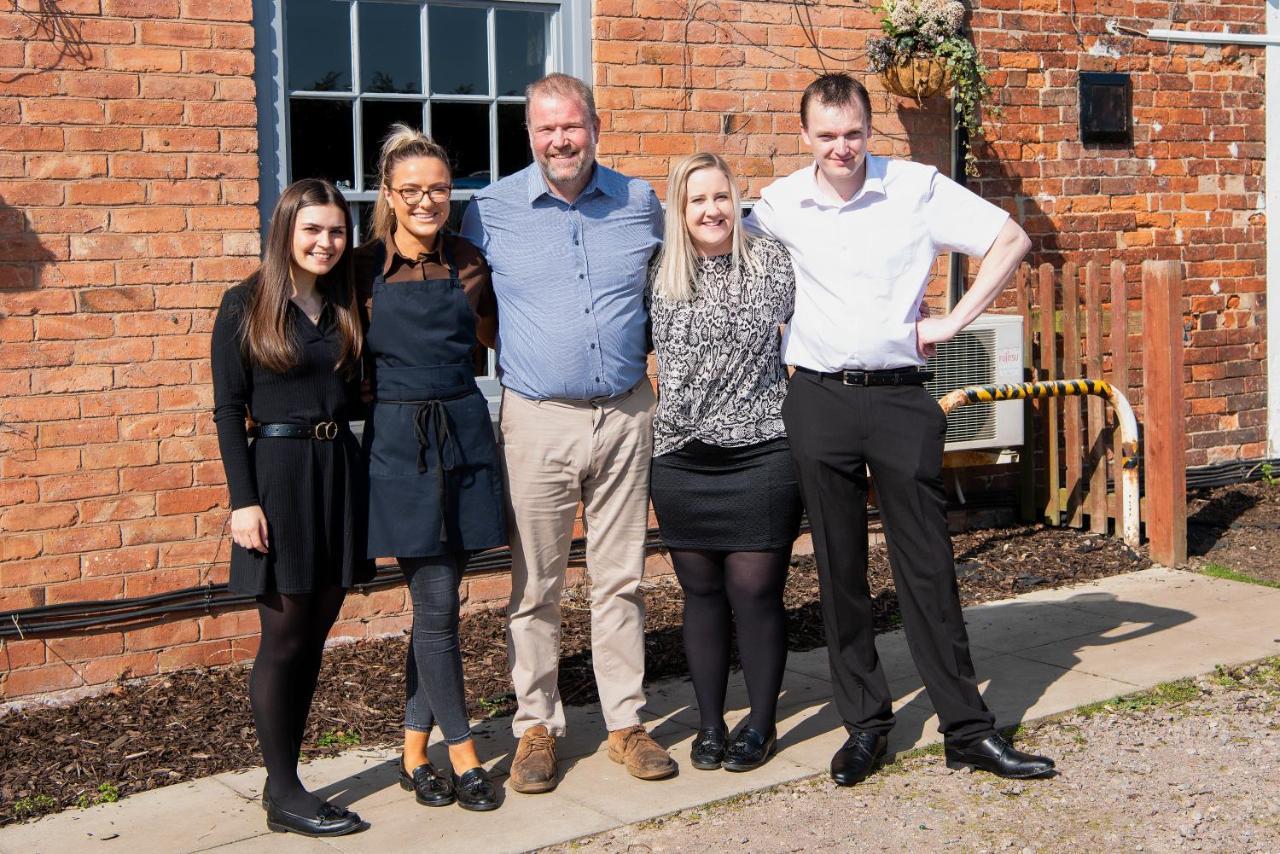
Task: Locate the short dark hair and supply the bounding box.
[800,73,872,128]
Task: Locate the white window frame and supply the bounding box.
[254,0,592,412]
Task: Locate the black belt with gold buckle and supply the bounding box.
[250,421,344,440]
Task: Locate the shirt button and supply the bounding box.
[574,239,580,245]
[578,273,585,279]
[590,343,597,349]
[595,376,600,382]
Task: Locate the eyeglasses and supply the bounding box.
[389,185,452,206]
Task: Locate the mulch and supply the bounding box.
[0,523,1148,825]
[1188,479,1280,584]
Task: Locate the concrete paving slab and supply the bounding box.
[549,736,815,826]
[1011,619,1279,688]
[963,600,1126,656]
[0,778,266,854]
[319,780,618,854]
[197,830,337,852]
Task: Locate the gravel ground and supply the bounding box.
[548,659,1280,853]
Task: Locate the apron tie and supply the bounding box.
[410,399,461,544]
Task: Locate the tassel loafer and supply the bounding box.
[399,758,457,807]
[452,767,500,811]
[264,792,364,838]
[722,726,777,772]
[690,727,728,770]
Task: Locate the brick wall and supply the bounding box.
[0,0,268,697]
[0,0,1271,701]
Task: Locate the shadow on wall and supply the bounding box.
[0,195,58,293]
[1,0,90,83]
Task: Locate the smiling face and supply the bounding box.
[801,97,871,197]
[683,166,736,257]
[384,155,452,255]
[527,92,599,192]
[289,202,347,281]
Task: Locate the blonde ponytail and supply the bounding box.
[371,123,451,242]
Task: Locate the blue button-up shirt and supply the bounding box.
[460,163,663,401]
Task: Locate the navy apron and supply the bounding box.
[363,238,507,558]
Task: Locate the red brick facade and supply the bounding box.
[0,0,1270,699]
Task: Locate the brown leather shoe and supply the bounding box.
[607,725,677,780]
[510,725,558,794]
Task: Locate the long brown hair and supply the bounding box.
[243,178,363,375]
[370,123,451,243]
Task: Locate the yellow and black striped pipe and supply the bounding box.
[937,376,1143,548]
[938,378,1140,473]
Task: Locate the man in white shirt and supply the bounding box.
[747,73,1054,784]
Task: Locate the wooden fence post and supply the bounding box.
[1142,260,1187,566]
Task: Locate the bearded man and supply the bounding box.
[460,73,673,793]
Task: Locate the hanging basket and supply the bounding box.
[880,56,951,103]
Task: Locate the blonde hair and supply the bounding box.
[525,73,597,125]
[370,123,451,242]
[652,153,759,302]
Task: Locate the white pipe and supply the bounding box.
[1144,27,1280,47]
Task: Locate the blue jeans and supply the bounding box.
[399,553,472,745]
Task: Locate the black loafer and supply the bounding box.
[264,792,364,838]
[722,726,776,772]
[399,758,456,807]
[830,731,888,787]
[690,727,728,770]
[452,767,499,812]
[944,733,1055,779]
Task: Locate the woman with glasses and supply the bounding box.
[648,153,801,773]
[354,125,505,811]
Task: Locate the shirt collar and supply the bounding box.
[800,154,888,208]
[524,161,623,206]
[381,232,442,276]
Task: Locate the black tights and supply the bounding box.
[672,548,790,735]
[250,585,347,814]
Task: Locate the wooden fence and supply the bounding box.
[1006,258,1187,565]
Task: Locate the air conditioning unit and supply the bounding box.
[925,313,1024,451]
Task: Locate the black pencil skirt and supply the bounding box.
[650,437,803,552]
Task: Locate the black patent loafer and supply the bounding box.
[452,766,500,812]
[722,726,777,772]
[830,731,888,787]
[399,758,456,807]
[264,793,364,838]
[690,727,728,770]
[944,733,1055,779]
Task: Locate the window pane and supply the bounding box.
[290,99,354,189]
[431,103,490,189]
[496,9,548,97]
[352,201,376,244]
[362,101,426,189]
[359,1,421,93]
[286,0,351,91]
[428,6,488,96]
[497,102,532,178]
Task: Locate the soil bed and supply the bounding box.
[0,523,1147,825]
[1188,479,1280,584]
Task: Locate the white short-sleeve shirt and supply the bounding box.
[745,155,1009,372]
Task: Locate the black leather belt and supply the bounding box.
[797,366,933,387]
[250,421,344,440]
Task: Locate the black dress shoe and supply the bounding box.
[944,733,1055,779]
[452,767,500,812]
[399,758,456,807]
[264,792,364,838]
[690,727,727,770]
[722,726,777,773]
[830,731,888,787]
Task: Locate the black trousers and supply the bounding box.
[782,369,995,745]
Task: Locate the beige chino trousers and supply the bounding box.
[499,380,655,737]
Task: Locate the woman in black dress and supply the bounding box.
[648,153,802,773]
[354,125,505,811]
[212,178,373,837]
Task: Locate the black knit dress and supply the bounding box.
[211,282,376,596]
